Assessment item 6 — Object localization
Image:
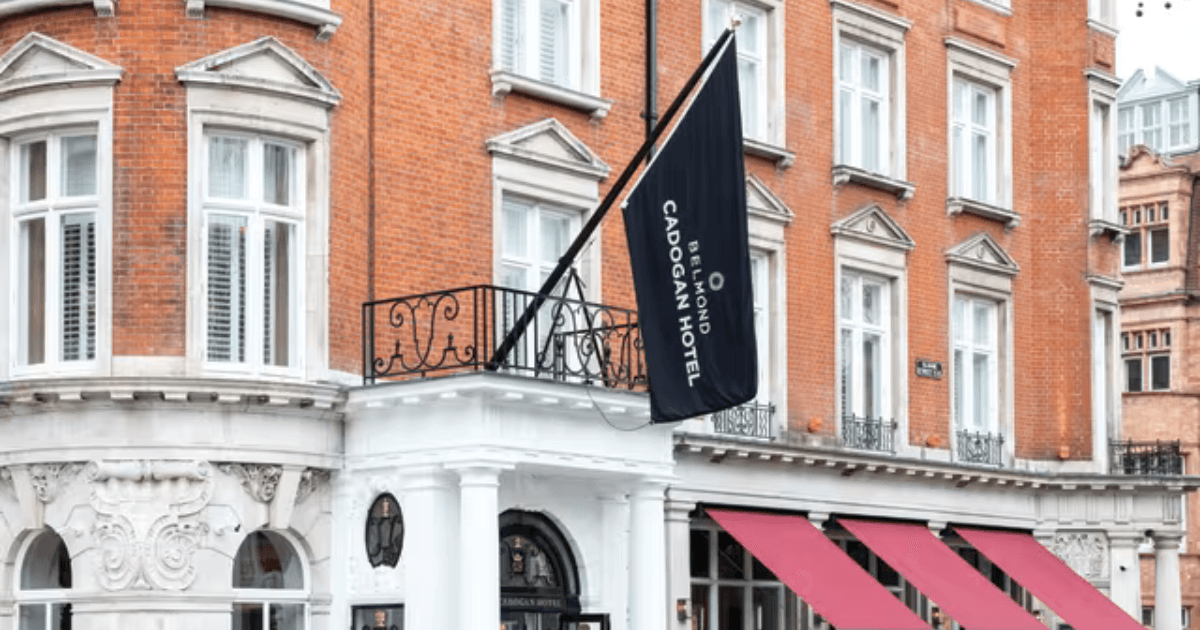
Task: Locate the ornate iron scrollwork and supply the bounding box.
[842,416,896,453]
[956,430,1004,466]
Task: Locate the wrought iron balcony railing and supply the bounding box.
[1110,440,1183,475]
[842,415,896,453]
[957,430,1004,466]
[711,402,775,440]
[363,285,647,389]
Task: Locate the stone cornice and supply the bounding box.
[0,376,345,411]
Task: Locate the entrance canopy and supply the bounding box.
[839,519,1044,630]
[955,527,1144,630]
[708,510,928,629]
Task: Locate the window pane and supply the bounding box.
[1126,357,1143,392]
[539,212,571,263]
[18,604,46,630]
[954,348,964,423]
[862,282,880,325]
[263,143,292,206]
[717,531,745,579]
[738,9,761,52]
[752,587,780,630]
[953,80,965,122]
[738,57,759,138]
[953,297,965,341]
[207,215,248,362]
[692,584,711,630]
[863,333,880,418]
[973,353,990,429]
[61,135,98,197]
[233,531,305,589]
[839,89,853,164]
[21,530,72,589]
[209,136,248,199]
[50,604,70,630]
[500,0,523,71]
[690,529,711,578]
[61,213,97,362]
[1151,228,1170,263]
[538,0,568,85]
[502,201,528,260]
[270,603,305,630]
[972,132,988,201]
[20,218,46,366]
[20,140,47,203]
[973,89,988,126]
[862,53,880,92]
[263,221,293,367]
[839,44,853,82]
[841,328,853,416]
[973,302,991,347]
[952,126,963,194]
[1152,355,1170,390]
[1124,232,1142,267]
[863,98,880,172]
[233,603,264,630]
[719,586,745,630]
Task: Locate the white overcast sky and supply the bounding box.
[1116,0,1200,80]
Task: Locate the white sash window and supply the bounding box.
[954,295,999,434]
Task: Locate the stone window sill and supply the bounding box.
[1088,218,1128,239]
[745,138,795,169]
[186,0,342,40]
[0,0,113,18]
[947,196,1020,229]
[490,70,613,119]
[832,164,915,200]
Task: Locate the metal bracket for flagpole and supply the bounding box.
[486,27,738,371]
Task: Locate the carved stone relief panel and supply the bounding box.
[30,463,85,503]
[296,468,331,505]
[1051,532,1108,579]
[86,460,214,591]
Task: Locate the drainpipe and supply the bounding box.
[644,0,658,162]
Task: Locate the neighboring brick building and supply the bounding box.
[1118,68,1200,630]
[0,1,1192,629]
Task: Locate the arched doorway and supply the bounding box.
[499,510,580,630]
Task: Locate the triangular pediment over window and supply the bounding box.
[830,204,914,252]
[486,119,611,181]
[747,175,794,226]
[0,33,122,98]
[946,233,1019,276]
[175,37,340,108]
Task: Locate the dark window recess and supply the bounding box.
[1151,355,1171,390]
[1151,228,1170,264]
[1125,232,1142,266]
[690,530,710,579]
[1126,358,1143,393]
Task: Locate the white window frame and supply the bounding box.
[953,294,1000,435]
[1141,101,1164,151]
[1088,0,1115,29]
[1089,275,1122,473]
[840,270,892,421]
[0,35,118,381]
[945,38,1016,225]
[1088,71,1120,227]
[967,0,1011,13]
[1168,96,1192,150]
[831,0,910,189]
[15,529,73,630]
[1118,106,1136,156]
[178,38,338,381]
[946,234,1017,466]
[231,530,311,630]
[832,204,911,454]
[703,0,787,155]
[490,0,609,118]
[200,131,306,376]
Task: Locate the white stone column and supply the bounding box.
[1155,531,1184,630]
[1109,531,1143,618]
[455,465,506,630]
[402,467,459,630]
[665,499,696,630]
[601,493,632,630]
[629,482,667,630]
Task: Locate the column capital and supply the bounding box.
[665,499,696,522]
[446,462,513,487]
[631,479,670,500]
[927,521,948,536]
[1153,530,1185,549]
[808,512,830,530]
[1108,530,1145,548]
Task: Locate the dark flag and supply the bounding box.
[622,34,756,423]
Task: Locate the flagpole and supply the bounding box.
[486,26,738,371]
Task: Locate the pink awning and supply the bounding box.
[840,519,1045,630]
[708,510,929,630]
[955,527,1144,630]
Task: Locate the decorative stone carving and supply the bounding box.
[296,468,331,505]
[1052,532,1108,579]
[219,463,283,502]
[30,463,85,503]
[87,460,213,591]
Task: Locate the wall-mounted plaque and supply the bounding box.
[916,359,943,379]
